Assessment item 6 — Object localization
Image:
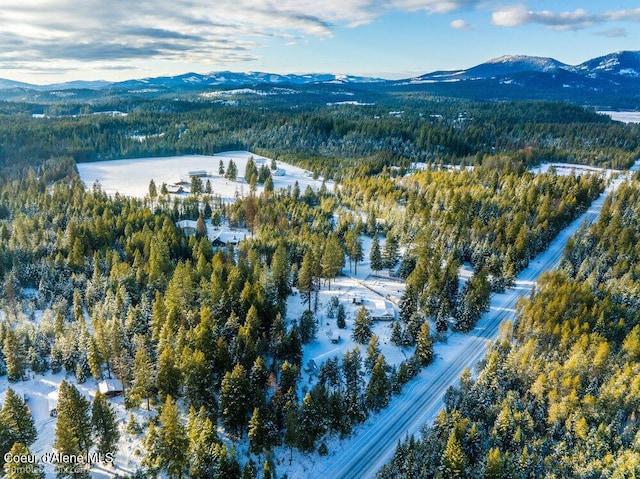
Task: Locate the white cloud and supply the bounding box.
[492,5,640,31]
[450,19,474,30]
[0,0,485,77]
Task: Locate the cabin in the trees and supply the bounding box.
[209,228,249,246]
[369,299,396,321]
[98,379,124,398]
[361,298,396,321]
[188,170,208,177]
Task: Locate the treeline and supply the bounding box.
[0,98,638,180]
[378,179,640,478]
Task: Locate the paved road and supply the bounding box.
[314,164,639,479]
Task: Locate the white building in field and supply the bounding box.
[367,298,396,321]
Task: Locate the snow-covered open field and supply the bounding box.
[531,162,620,179]
[77,151,330,200]
[598,111,640,124]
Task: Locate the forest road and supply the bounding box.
[315,162,640,479]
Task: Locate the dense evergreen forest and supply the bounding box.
[377,176,640,478]
[1,96,638,178]
[0,94,639,478]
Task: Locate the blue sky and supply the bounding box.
[1,0,639,84]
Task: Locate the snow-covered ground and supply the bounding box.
[530,162,620,179]
[77,151,330,200]
[598,111,640,124]
[0,372,141,478]
[288,236,407,400]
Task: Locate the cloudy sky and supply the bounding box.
[2,0,639,84]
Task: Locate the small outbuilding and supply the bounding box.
[47,390,58,417]
[98,379,124,398]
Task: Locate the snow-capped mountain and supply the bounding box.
[112,71,385,90]
[0,51,638,107]
[403,51,640,84]
[571,51,640,78]
[394,51,640,106]
[407,55,568,83]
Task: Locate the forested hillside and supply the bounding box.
[1,98,638,179]
[378,176,640,478]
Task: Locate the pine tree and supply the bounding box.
[242,459,258,479]
[248,407,267,455]
[250,356,268,408]
[219,160,225,176]
[264,175,274,194]
[321,234,344,290]
[191,175,203,196]
[271,243,291,303]
[54,380,92,478]
[297,250,314,312]
[87,337,104,381]
[220,364,251,437]
[353,306,373,344]
[366,354,390,411]
[91,391,119,460]
[382,234,400,273]
[299,310,317,344]
[0,388,37,467]
[441,431,467,478]
[298,392,323,452]
[195,216,207,239]
[484,447,504,479]
[146,396,189,478]
[156,345,181,401]
[3,328,25,382]
[245,156,258,183]
[186,407,219,478]
[366,208,377,236]
[225,160,237,181]
[181,347,216,414]
[415,322,434,366]
[130,338,155,410]
[345,229,364,274]
[4,443,44,479]
[365,335,381,372]
[148,179,157,199]
[336,304,346,329]
[370,235,383,273]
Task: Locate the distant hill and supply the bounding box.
[394,51,640,108]
[1,51,638,108]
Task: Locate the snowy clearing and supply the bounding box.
[77,151,330,201]
[530,162,620,179]
[598,111,640,124]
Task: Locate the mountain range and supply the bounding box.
[2,51,639,108]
